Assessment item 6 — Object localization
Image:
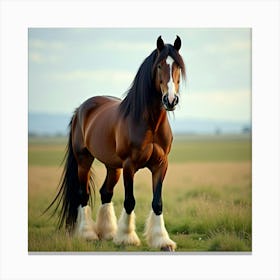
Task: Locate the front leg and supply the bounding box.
[145,161,176,251]
[113,159,141,246]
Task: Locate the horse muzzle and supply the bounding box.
[162,94,179,111]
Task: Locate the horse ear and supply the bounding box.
[157,36,165,52]
[174,35,181,51]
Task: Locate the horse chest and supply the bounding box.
[130,135,170,169]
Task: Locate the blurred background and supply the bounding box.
[28,28,251,136]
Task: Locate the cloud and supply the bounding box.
[199,89,249,103]
[29,52,45,63]
[29,39,65,64]
[51,69,134,84]
[29,51,60,64]
[29,39,65,50]
[99,40,153,52]
[78,40,154,55]
[203,39,251,54]
[179,89,251,121]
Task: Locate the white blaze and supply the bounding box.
[166,56,175,104]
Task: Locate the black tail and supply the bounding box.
[44,116,82,233]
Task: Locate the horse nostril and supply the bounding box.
[173,95,179,106]
[162,94,168,105]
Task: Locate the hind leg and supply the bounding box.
[75,149,98,240]
[96,167,121,240]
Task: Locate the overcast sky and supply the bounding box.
[28,28,251,122]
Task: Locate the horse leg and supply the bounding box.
[96,167,120,240]
[113,159,141,246]
[144,162,176,251]
[75,149,98,240]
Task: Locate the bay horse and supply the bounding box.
[47,36,186,251]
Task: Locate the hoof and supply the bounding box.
[81,231,99,241]
[161,245,175,252]
[113,231,141,246]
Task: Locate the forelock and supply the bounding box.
[152,44,186,79]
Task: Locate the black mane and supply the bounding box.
[119,44,186,122]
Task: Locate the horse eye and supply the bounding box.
[160,80,163,84]
[158,65,161,69]
[177,80,180,84]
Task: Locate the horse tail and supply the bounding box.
[44,113,81,233]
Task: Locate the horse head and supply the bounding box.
[154,36,185,111]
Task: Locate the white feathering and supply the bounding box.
[75,205,98,240]
[96,202,118,240]
[113,209,141,246]
[144,210,176,251]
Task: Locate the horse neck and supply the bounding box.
[144,97,168,132]
[151,108,168,132]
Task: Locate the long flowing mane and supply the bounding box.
[119,44,186,122]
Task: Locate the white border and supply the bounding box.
[1,1,279,280]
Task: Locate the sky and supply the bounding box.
[28,28,251,122]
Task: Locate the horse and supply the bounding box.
[47,36,186,251]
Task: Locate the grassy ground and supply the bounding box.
[28,134,252,252]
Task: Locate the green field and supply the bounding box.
[28,134,252,252]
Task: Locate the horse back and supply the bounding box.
[77,95,119,131]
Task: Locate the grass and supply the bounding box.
[169,134,251,163]
[28,134,252,252]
